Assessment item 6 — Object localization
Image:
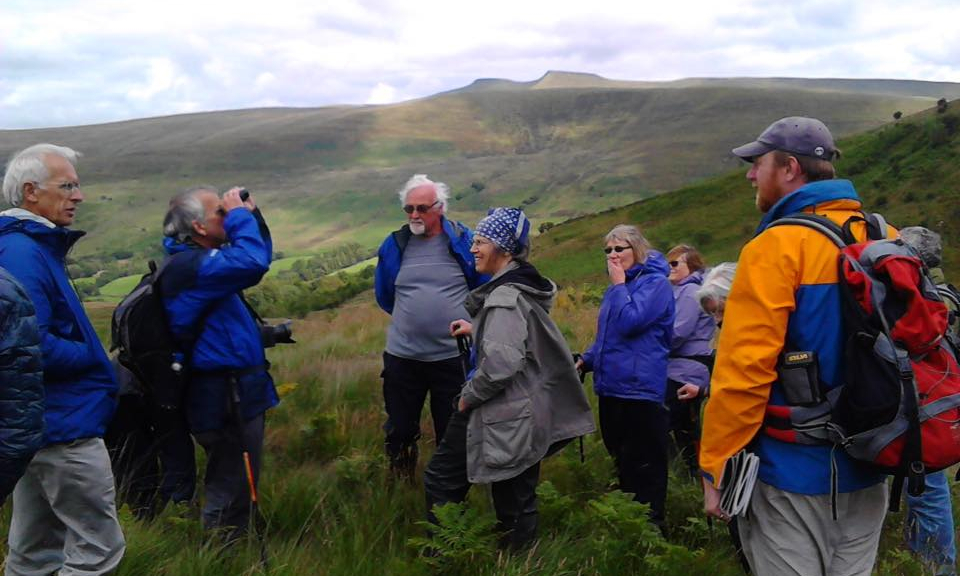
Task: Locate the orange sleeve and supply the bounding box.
[700,228,802,487]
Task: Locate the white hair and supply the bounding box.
[397,174,449,214]
[2,144,80,207]
[697,262,737,307]
[163,185,217,243]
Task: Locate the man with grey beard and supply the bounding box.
[374,175,488,479]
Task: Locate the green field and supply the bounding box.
[98,274,141,298]
[266,256,312,278]
[10,102,951,575]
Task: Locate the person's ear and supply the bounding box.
[191,220,207,237]
[784,156,804,182]
[21,181,40,205]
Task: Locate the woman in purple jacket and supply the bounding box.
[664,245,716,478]
[577,225,675,531]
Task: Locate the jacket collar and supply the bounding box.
[626,250,671,282]
[677,269,705,287]
[0,208,56,228]
[756,179,861,235]
[0,215,85,255]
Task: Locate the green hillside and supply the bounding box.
[8,104,955,576]
[533,102,960,286]
[1,75,955,275]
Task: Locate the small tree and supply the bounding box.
[937,98,948,113]
[893,111,903,121]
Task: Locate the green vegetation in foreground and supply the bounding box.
[8,104,954,575]
[51,295,935,575]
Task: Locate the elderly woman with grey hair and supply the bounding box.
[577,224,675,532]
[697,262,738,328]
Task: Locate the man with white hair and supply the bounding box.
[374,174,487,478]
[0,144,125,575]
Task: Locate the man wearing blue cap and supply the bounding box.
[700,118,890,575]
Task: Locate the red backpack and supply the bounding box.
[765,213,960,512]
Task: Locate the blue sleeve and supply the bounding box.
[374,237,396,314]
[455,223,489,289]
[251,208,273,262]
[193,209,270,296]
[0,243,97,377]
[610,278,674,338]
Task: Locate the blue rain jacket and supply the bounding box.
[161,208,278,433]
[0,217,117,445]
[582,251,676,403]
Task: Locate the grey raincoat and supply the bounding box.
[460,261,596,484]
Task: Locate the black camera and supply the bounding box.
[259,321,295,348]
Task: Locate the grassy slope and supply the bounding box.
[1,78,952,269]
[536,104,960,286]
[3,105,953,575]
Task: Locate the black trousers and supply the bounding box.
[598,396,669,527]
[105,395,196,520]
[665,378,702,478]
[423,410,541,550]
[382,352,464,470]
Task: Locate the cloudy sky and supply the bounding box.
[2,0,959,129]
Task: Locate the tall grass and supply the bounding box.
[4,292,940,575]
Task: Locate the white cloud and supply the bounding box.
[366,82,398,104]
[127,58,181,101]
[0,0,958,128]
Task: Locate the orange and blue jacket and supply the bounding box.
[700,179,889,495]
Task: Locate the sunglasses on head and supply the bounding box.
[604,245,630,254]
[403,200,440,214]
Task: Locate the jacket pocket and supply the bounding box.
[481,397,533,469]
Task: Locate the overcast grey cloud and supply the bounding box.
[1,0,958,128]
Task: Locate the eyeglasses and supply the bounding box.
[403,200,440,214]
[216,206,227,217]
[471,237,493,248]
[604,246,630,254]
[35,181,81,193]
[669,260,685,268]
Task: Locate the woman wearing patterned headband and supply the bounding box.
[423,207,595,551]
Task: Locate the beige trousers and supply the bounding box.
[739,480,888,576]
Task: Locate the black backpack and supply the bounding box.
[111,258,215,410]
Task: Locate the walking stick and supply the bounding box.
[456,334,473,382]
[230,377,269,569]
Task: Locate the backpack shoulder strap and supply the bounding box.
[841,213,887,243]
[938,284,960,310]
[767,213,847,248]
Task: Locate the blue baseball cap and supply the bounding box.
[732,116,837,162]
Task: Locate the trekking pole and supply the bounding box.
[456,334,473,382]
[230,377,269,570]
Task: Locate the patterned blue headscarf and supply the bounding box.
[475,207,531,255]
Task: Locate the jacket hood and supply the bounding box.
[677,268,705,287]
[163,235,196,255]
[756,179,861,235]
[0,216,85,254]
[630,250,671,280]
[465,260,556,315]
